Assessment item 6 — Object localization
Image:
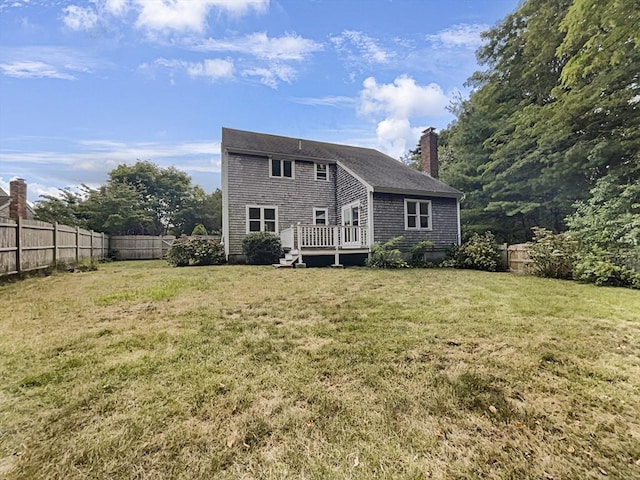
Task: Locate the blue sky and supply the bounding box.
[0,0,519,203]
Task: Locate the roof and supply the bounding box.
[222,128,463,198]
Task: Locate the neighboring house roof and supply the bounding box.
[222,127,463,198]
[0,187,11,215]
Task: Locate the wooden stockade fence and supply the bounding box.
[110,235,175,260]
[508,243,532,273]
[0,217,108,276]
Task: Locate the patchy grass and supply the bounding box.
[1,261,639,479]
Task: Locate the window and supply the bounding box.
[315,163,328,181]
[342,201,360,226]
[404,199,431,230]
[246,206,278,233]
[270,158,294,178]
[313,208,328,225]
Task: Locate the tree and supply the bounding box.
[108,161,196,235]
[33,161,219,236]
[566,162,640,272]
[34,189,86,227]
[81,182,156,235]
[172,188,222,236]
[438,0,639,243]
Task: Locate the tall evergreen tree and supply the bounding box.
[439,0,639,244]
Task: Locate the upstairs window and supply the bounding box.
[315,163,328,181]
[270,158,294,178]
[247,206,278,233]
[405,199,431,230]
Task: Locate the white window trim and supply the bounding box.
[315,163,329,181]
[246,205,279,234]
[313,207,329,225]
[404,198,432,231]
[341,200,361,226]
[269,157,295,179]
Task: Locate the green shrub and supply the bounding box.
[450,232,503,272]
[242,232,282,265]
[191,223,208,235]
[573,250,640,289]
[367,236,408,268]
[167,236,225,267]
[76,258,99,272]
[409,239,434,267]
[526,227,577,279]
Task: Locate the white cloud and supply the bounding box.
[29,183,64,200]
[358,75,452,157]
[58,0,269,35]
[62,5,99,31]
[133,0,268,33]
[1,139,220,164]
[187,58,234,79]
[0,61,76,80]
[104,0,129,16]
[194,32,322,61]
[190,32,321,87]
[155,57,234,81]
[242,63,296,88]
[0,46,103,80]
[291,96,355,108]
[426,24,488,49]
[359,75,449,118]
[331,30,394,64]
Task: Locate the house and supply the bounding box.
[0,179,35,220]
[221,127,463,266]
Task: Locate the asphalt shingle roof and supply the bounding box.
[222,128,463,198]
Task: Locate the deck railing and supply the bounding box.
[280,226,295,250]
[281,224,368,250]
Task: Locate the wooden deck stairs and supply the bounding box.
[273,249,302,268]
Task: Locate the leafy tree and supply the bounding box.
[109,161,195,235]
[172,188,222,236]
[438,0,639,245]
[34,189,86,227]
[34,161,219,236]
[566,163,640,272]
[81,182,155,235]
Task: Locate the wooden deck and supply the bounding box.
[278,225,369,266]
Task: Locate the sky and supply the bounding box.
[0,0,520,203]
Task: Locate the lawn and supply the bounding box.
[1,261,639,479]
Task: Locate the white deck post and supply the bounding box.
[333,225,341,266]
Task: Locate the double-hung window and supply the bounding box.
[313,208,328,225]
[315,163,328,181]
[404,199,431,230]
[247,206,278,233]
[270,158,294,178]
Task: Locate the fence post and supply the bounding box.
[53,222,58,266]
[102,232,105,259]
[16,217,22,273]
[75,226,80,263]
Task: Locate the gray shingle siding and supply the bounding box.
[222,128,462,261]
[226,152,336,256]
[336,165,368,226]
[372,192,458,252]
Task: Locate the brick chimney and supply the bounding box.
[9,178,27,220]
[419,127,439,178]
